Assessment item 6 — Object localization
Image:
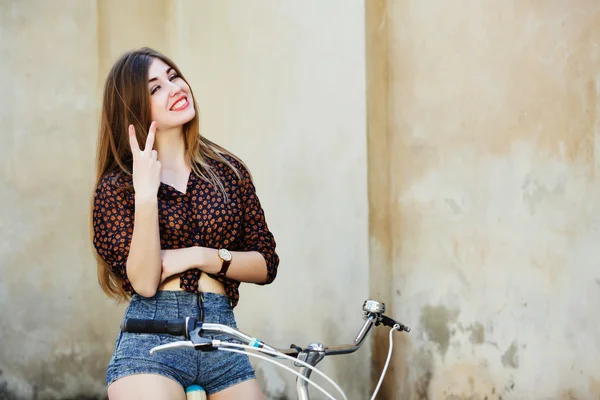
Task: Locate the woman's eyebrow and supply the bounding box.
[148,67,174,83]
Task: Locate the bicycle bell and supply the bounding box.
[363,300,386,314]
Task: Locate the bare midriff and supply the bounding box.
[158,271,226,294]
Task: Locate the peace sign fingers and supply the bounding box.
[128,124,141,156]
[144,121,157,153]
[128,121,161,200]
[129,121,157,156]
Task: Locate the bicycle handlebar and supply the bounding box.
[122,299,410,400]
[121,299,410,358]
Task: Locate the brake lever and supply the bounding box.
[150,341,195,354]
[149,336,219,355]
[189,328,220,351]
[378,315,411,332]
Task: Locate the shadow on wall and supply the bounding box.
[0,371,107,400]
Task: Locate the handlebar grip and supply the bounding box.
[121,318,190,336]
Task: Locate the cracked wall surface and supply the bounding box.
[367,1,600,398]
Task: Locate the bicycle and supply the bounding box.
[122,299,411,400]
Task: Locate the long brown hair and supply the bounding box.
[92,47,245,301]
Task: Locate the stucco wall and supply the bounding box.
[367,1,600,399]
[1,1,368,399]
[6,1,596,399]
[176,2,370,398]
[1,1,107,399]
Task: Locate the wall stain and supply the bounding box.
[589,376,600,398]
[503,380,516,395]
[444,198,462,214]
[0,354,108,400]
[501,341,519,368]
[0,382,105,400]
[413,349,434,400]
[561,389,579,399]
[524,170,570,215]
[415,370,432,400]
[267,394,291,400]
[420,305,459,355]
[467,323,485,345]
[0,371,18,400]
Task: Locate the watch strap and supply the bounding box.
[217,249,232,277]
[218,259,231,277]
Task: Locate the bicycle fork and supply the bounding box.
[295,343,326,400]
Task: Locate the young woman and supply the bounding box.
[91,47,279,399]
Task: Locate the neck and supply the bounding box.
[155,126,188,170]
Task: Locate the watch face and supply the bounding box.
[219,249,232,262]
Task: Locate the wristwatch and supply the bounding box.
[217,248,232,277]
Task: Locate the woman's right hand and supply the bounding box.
[129,121,161,202]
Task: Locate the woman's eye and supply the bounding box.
[150,86,160,95]
[169,74,179,81]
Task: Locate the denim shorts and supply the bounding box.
[106,291,256,395]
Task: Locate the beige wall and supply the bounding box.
[368,1,600,399]
[1,1,368,399]
[1,1,107,399]
[174,1,370,398]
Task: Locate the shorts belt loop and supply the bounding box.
[197,292,205,322]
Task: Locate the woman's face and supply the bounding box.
[147,58,195,130]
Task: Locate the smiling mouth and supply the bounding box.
[171,97,189,111]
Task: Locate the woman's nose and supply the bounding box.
[169,82,182,96]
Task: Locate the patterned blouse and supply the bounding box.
[92,155,279,307]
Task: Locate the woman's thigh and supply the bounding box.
[108,373,186,400]
[207,378,263,400]
[106,293,199,390]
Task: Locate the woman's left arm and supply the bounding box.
[161,247,269,284]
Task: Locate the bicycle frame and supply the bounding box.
[291,312,380,399]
